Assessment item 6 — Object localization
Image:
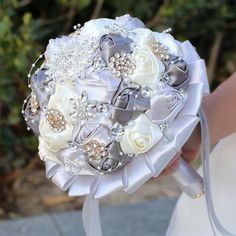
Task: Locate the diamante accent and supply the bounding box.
[30,92,40,115]
[152,42,170,61]
[83,140,108,160]
[108,53,136,78]
[46,109,66,132]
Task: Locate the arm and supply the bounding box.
[203,72,236,145]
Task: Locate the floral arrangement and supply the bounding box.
[22,14,209,219]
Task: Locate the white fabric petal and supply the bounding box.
[52,167,77,191]
[165,116,200,151]
[45,160,59,178]
[180,83,204,116]
[93,172,123,198]
[123,155,154,193]
[69,176,98,196]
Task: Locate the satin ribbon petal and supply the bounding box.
[93,172,123,198]
[45,160,59,178]
[180,40,200,64]
[52,168,77,191]
[180,83,204,116]
[123,155,154,193]
[68,176,98,196]
[164,116,200,151]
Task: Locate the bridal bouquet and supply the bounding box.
[22,15,209,235]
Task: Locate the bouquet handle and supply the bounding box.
[171,157,204,199]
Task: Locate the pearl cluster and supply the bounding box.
[30,92,40,115]
[83,140,108,160]
[152,42,170,61]
[46,109,66,132]
[108,53,136,78]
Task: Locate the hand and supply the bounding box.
[159,122,201,178]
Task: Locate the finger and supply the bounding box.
[159,158,180,177]
[157,151,182,179]
[182,149,200,164]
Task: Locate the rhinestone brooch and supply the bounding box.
[83,140,108,160]
[46,108,66,132]
[108,53,136,78]
[152,42,170,61]
[30,92,40,115]
[70,91,95,125]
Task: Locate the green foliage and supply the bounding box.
[0,0,235,174]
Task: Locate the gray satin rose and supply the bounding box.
[111,82,150,125]
[166,56,189,89]
[73,121,130,173]
[115,15,146,30]
[101,141,130,172]
[99,34,133,64]
[86,141,130,173]
[145,90,184,124]
[31,68,50,108]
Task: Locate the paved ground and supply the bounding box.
[0,198,177,236]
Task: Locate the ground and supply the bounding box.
[0,158,181,221]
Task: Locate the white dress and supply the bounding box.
[166,132,236,236]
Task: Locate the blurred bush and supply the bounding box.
[0,0,235,175]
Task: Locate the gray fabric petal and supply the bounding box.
[99,34,133,64]
[166,56,189,89]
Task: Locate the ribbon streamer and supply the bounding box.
[199,106,236,236]
[82,195,103,236]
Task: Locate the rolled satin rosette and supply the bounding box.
[22,15,210,236]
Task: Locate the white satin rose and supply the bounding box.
[38,136,60,163]
[154,32,182,57]
[120,114,163,154]
[44,36,70,61]
[132,28,156,48]
[130,47,164,87]
[81,18,115,39]
[39,82,79,152]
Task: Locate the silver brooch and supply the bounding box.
[70,91,95,125]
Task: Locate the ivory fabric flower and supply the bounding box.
[120,114,163,154]
[38,136,59,163]
[133,28,156,48]
[129,47,164,87]
[39,82,78,152]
